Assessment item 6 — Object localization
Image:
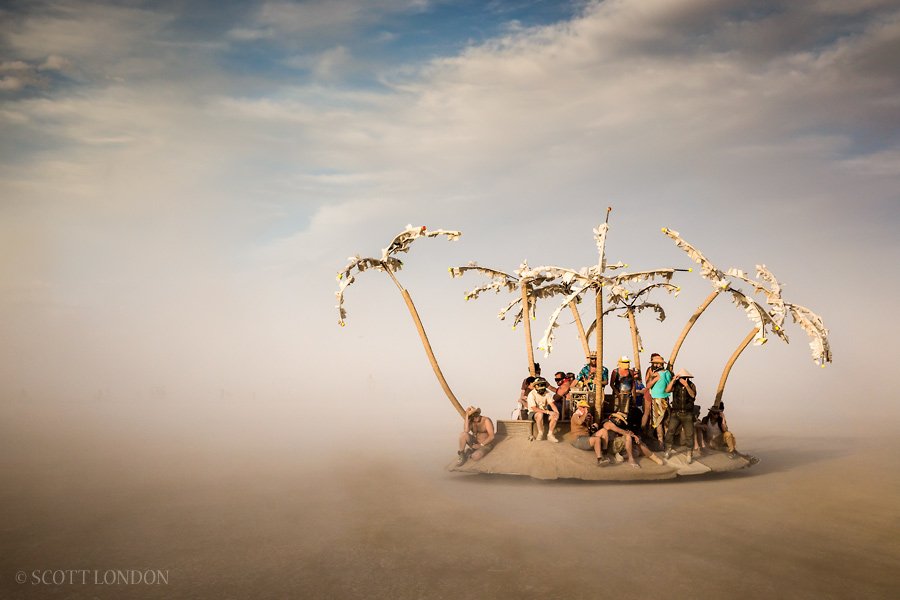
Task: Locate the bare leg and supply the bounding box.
[459,432,474,453]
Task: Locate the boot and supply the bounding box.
[687,450,693,464]
[664,447,672,459]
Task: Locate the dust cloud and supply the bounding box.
[1,395,898,600]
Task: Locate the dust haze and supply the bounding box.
[2,392,898,599]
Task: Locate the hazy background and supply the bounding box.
[2,1,900,597]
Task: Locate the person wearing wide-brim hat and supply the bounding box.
[697,402,739,458]
[663,368,698,462]
[597,409,666,468]
[457,406,495,467]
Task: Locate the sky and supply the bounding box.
[2,0,899,439]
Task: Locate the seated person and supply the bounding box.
[457,406,495,466]
[515,363,541,420]
[526,377,560,442]
[598,409,665,468]
[550,371,573,418]
[696,404,738,458]
[569,399,609,465]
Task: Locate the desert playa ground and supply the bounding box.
[1,400,898,600]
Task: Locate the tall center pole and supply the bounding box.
[522,280,535,377]
[594,284,603,418]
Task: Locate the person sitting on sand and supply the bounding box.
[695,404,738,458]
[645,353,673,449]
[664,368,698,463]
[597,408,665,468]
[527,377,560,442]
[569,399,609,465]
[457,406,495,466]
[609,355,636,413]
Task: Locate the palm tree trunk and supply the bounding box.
[399,289,465,417]
[670,289,721,368]
[714,327,758,408]
[594,286,604,417]
[626,307,641,376]
[569,300,590,357]
[522,281,535,377]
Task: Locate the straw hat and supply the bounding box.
[674,368,693,378]
[465,406,481,418]
[576,399,590,408]
[609,411,628,424]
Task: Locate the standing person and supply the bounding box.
[527,377,560,442]
[696,404,739,458]
[457,406,495,466]
[609,356,636,414]
[576,352,608,414]
[569,399,610,465]
[645,353,673,449]
[664,368,698,462]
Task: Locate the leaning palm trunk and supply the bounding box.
[669,289,722,369]
[397,284,465,417]
[336,224,464,417]
[569,300,591,357]
[714,327,759,407]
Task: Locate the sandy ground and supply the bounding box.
[1,401,898,599]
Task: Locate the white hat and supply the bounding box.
[674,368,693,378]
[618,356,630,363]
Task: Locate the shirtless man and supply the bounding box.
[569,399,610,465]
[527,377,560,442]
[457,406,495,466]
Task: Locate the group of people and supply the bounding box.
[456,352,740,468]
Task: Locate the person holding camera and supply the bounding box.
[645,353,672,449]
[569,399,610,465]
[664,368,698,463]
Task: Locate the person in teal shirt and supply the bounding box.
[645,353,673,449]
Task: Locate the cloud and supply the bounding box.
[0,0,897,410]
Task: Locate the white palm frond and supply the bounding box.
[663,228,729,290]
[786,302,832,365]
[594,223,610,271]
[336,225,461,325]
[537,284,589,356]
[728,290,786,345]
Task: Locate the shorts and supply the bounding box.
[470,442,492,456]
[612,435,627,454]
[572,436,592,451]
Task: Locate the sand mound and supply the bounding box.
[447,433,753,481]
